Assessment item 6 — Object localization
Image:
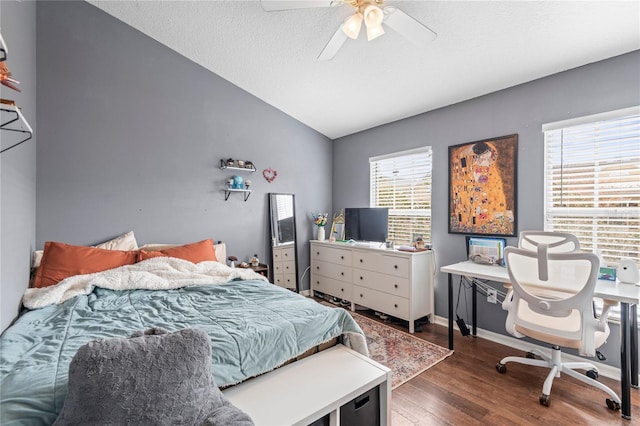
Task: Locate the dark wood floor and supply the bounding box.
[355,310,639,425]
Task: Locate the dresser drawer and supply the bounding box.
[312,259,352,282]
[282,260,295,274]
[282,273,296,288]
[352,268,410,298]
[311,275,352,300]
[273,246,295,262]
[274,273,285,287]
[352,252,409,278]
[311,245,352,266]
[352,285,409,319]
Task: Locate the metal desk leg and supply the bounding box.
[621,302,631,420]
[448,273,454,350]
[632,303,638,389]
[472,281,477,337]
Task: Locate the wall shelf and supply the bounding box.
[220,159,256,172]
[1,101,33,154]
[224,188,252,202]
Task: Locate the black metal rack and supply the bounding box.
[1,103,33,153]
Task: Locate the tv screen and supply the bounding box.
[345,208,389,243]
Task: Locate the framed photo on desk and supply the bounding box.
[448,134,518,237]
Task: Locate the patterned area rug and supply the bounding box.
[348,310,453,389]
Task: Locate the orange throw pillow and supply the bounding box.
[34,242,138,288]
[137,239,218,264]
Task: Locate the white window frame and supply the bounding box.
[370,147,432,245]
[543,106,640,323]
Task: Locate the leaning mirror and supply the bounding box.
[269,193,299,292]
[330,210,345,241]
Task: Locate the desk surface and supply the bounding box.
[441,261,640,305]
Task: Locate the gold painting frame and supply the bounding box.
[448,134,518,237]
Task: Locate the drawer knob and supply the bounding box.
[285,253,288,257]
[341,288,344,292]
[394,265,398,269]
[360,294,363,298]
[317,281,320,284]
[394,284,398,288]
[360,276,363,280]
[316,251,320,255]
[341,272,344,276]
[394,304,398,308]
[341,255,344,259]
[316,266,319,270]
[359,259,363,263]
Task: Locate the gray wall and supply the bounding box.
[0,0,37,332]
[35,1,331,292]
[334,50,640,368]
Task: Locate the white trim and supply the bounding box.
[301,289,311,297]
[542,105,640,132]
[369,146,430,163]
[434,315,624,382]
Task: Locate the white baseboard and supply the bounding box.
[301,289,310,297]
[434,315,624,382]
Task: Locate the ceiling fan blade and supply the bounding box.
[383,6,437,47]
[261,0,342,12]
[317,24,348,61]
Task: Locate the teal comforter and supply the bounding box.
[0,280,364,425]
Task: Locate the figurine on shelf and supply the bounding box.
[251,254,259,267]
[232,175,244,189]
[227,178,234,188]
[414,236,425,250]
[226,158,234,167]
[227,256,238,268]
[237,160,245,167]
[245,180,251,189]
[245,161,254,169]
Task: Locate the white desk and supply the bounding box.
[441,260,639,420]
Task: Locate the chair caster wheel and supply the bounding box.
[586,369,599,380]
[526,351,536,359]
[539,394,551,407]
[605,398,620,411]
[496,362,507,374]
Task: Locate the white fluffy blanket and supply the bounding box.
[23,257,268,309]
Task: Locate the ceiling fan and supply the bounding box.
[261,0,437,61]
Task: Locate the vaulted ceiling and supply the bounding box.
[89,1,640,139]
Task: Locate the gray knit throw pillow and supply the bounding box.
[54,328,254,426]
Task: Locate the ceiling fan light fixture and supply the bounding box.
[342,12,363,39]
[363,4,385,41]
[363,4,384,27]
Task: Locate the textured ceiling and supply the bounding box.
[88,1,640,139]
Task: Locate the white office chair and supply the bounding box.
[518,230,581,253]
[496,245,621,410]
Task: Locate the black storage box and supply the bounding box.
[308,413,330,426]
[339,386,380,426]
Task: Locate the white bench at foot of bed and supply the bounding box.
[222,344,391,426]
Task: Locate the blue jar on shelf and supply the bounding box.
[232,175,244,189]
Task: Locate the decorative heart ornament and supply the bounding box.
[263,168,277,183]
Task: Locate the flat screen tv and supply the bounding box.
[344,207,389,243]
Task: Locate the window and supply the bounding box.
[370,147,432,245]
[543,107,640,267]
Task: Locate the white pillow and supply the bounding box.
[140,242,226,264]
[32,231,139,268]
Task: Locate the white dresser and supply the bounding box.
[310,240,435,333]
[272,244,296,289]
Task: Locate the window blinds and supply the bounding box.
[543,109,640,266]
[370,147,432,245]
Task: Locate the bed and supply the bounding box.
[0,236,367,424]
